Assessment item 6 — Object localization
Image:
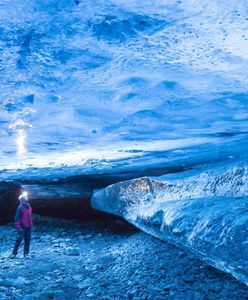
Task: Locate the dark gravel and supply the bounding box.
[0,215,247,300]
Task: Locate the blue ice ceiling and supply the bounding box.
[0,0,248,179]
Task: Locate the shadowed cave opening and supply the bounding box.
[0,159,193,226]
[10,164,193,223]
[28,192,138,234]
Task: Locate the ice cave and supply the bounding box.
[0,0,248,299]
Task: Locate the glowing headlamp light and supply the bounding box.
[18,191,29,201]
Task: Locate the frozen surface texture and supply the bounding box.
[1,0,248,286]
[92,161,248,285]
[0,0,248,180]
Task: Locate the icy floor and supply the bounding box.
[0,215,248,300]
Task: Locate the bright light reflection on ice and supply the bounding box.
[16,129,27,156]
[0,136,220,171]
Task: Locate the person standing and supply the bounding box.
[10,192,33,258]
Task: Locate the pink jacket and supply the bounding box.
[15,201,33,229]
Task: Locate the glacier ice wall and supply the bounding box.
[91,161,248,285]
[1,0,248,283]
[1,0,248,180]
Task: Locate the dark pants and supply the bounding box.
[12,227,31,256]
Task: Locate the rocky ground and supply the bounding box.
[0,215,247,300]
